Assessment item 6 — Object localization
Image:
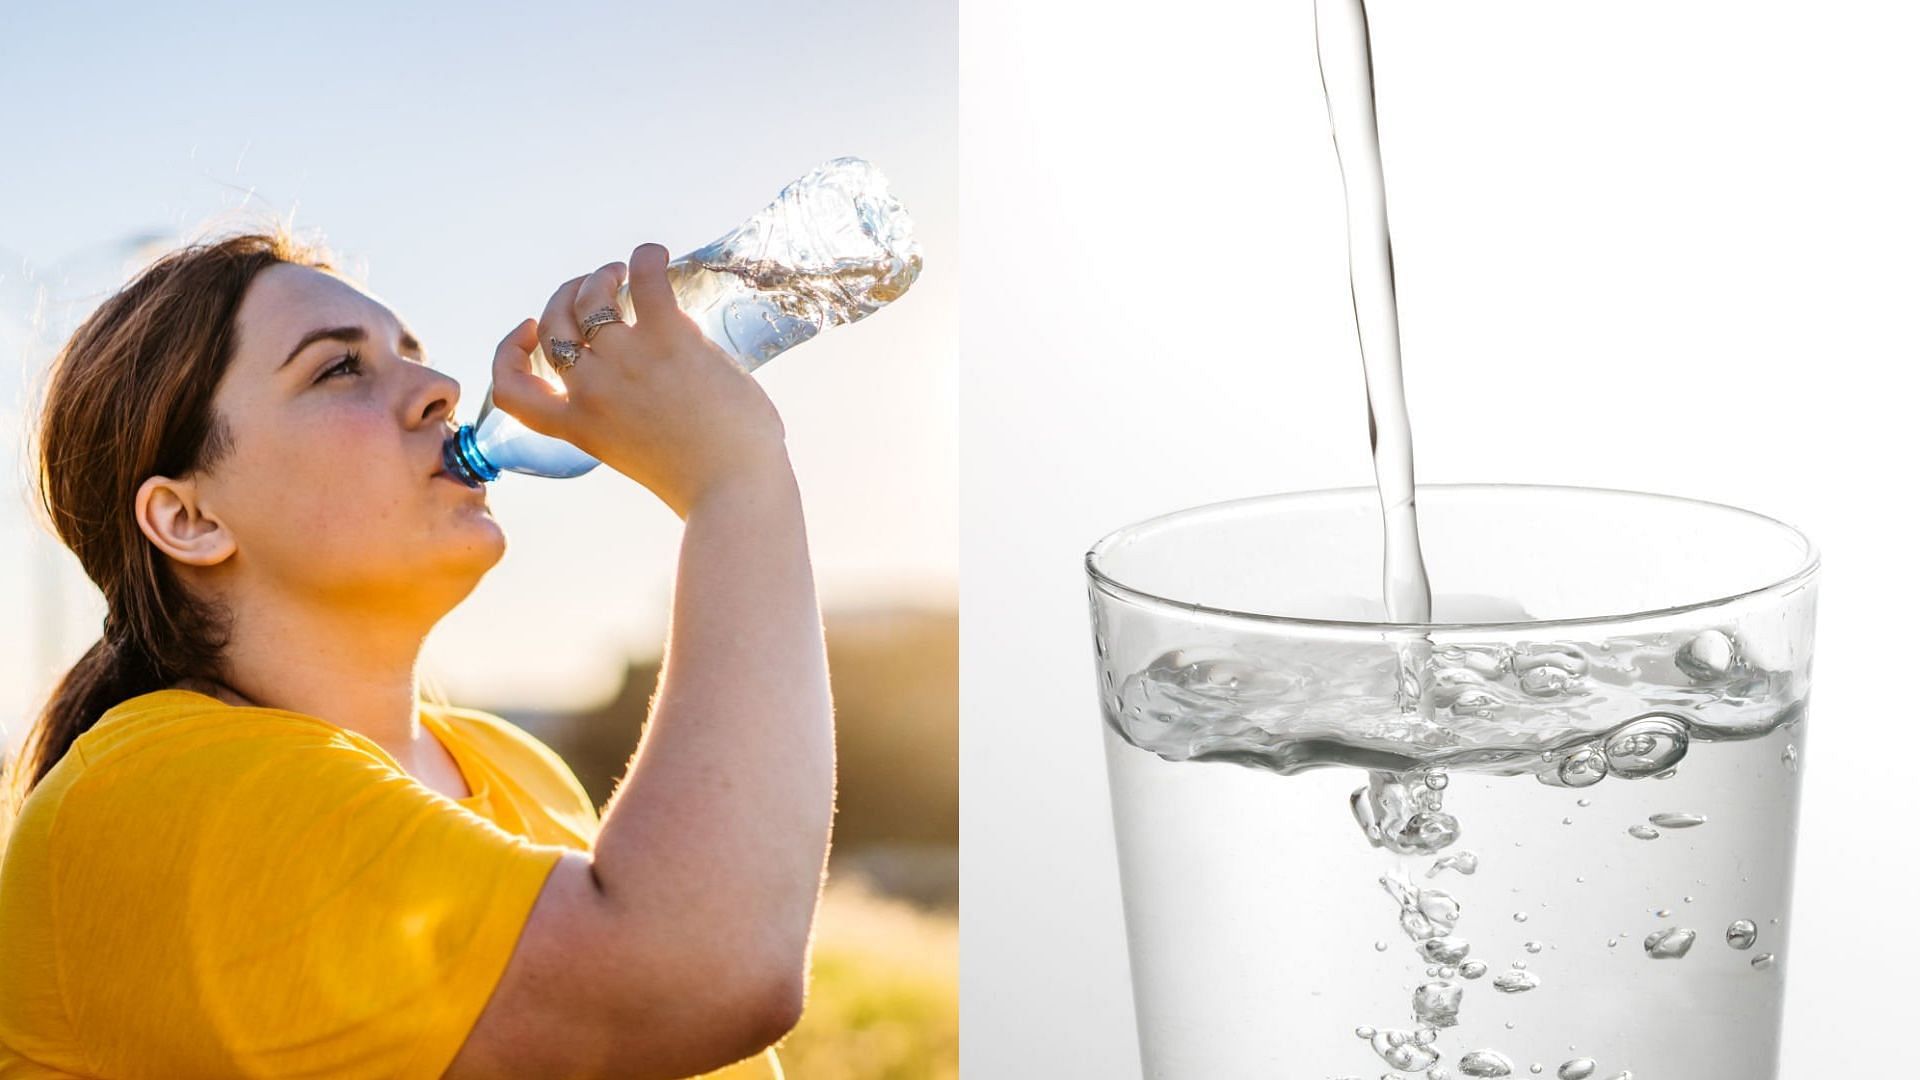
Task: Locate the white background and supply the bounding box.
[960,1,1917,1075]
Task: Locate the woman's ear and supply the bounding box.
[134,475,237,568]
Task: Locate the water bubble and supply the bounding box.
[1726,919,1758,950]
[1576,798,1592,807]
[1375,940,1391,952]
[1515,645,1589,680]
[1783,744,1798,772]
[1428,851,1481,878]
[1524,941,1544,954]
[1422,937,1472,965]
[1493,971,1540,994]
[1654,909,1672,918]
[1437,644,1512,678]
[1373,1029,1441,1071]
[1412,981,1464,1028]
[1420,892,1462,924]
[1425,766,1450,790]
[1531,1068,1544,1077]
[1445,687,1500,719]
[1562,817,1573,825]
[1558,1061,1597,1080]
[1356,774,1464,855]
[1352,786,1385,843]
[1627,824,1660,840]
[1519,666,1572,697]
[1752,952,1776,970]
[1510,959,1527,970]
[1416,1028,1439,1045]
[1356,1026,1377,1039]
[1607,938,1618,948]
[1460,960,1489,980]
[1643,927,1696,959]
[1603,1073,1633,1080]
[1675,629,1736,681]
[1405,811,1463,852]
[1513,912,1529,923]
[1555,746,1609,789]
[1459,1049,1515,1077]
[1384,877,1461,941]
[1603,714,1690,778]
[1648,812,1706,829]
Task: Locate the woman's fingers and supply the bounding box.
[535,273,591,381]
[493,252,672,444]
[490,317,569,436]
[626,243,677,321]
[573,260,630,349]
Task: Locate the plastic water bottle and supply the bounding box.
[441,156,921,486]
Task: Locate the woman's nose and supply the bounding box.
[413,367,460,427]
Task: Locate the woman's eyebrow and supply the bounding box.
[279,325,429,370]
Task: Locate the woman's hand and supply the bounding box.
[489,243,791,518]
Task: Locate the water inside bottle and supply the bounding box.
[446,157,921,485]
[598,155,920,374]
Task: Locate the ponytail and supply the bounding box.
[3,221,333,835]
[2,627,162,839]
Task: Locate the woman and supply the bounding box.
[0,225,835,1079]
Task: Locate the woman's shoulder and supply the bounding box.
[7,695,574,1080]
[69,687,381,783]
[39,690,424,843]
[7,689,462,921]
[91,684,338,733]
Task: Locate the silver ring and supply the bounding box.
[548,337,584,371]
[579,306,622,342]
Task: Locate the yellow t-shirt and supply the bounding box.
[0,688,782,1079]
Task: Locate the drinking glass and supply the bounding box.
[1084,485,1818,1078]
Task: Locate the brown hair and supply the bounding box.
[3,221,346,827]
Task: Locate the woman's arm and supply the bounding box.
[450,245,834,1077]
[596,455,833,1006]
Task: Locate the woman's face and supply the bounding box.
[141,262,505,619]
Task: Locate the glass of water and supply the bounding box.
[1084,485,1817,1079]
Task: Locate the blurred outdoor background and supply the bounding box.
[0,3,955,1076]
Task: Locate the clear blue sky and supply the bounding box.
[0,0,956,732]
